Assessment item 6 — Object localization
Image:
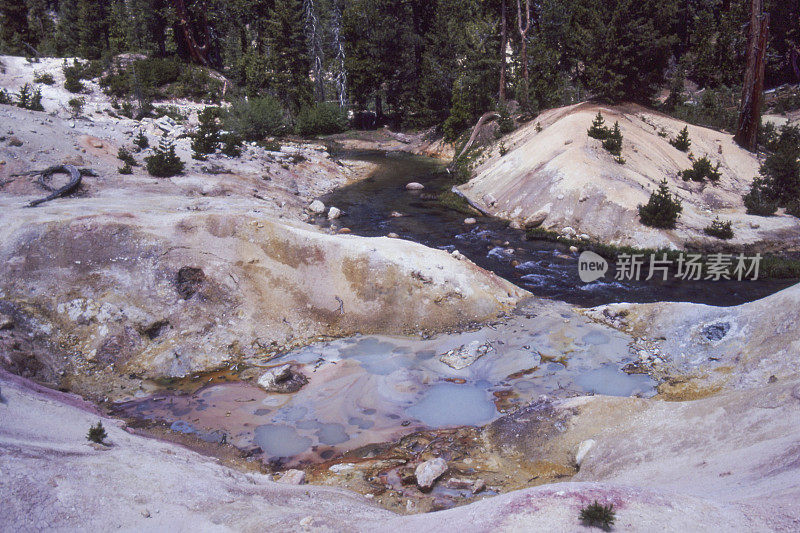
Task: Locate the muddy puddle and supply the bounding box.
[113,300,653,466]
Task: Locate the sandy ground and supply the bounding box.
[460,102,800,250]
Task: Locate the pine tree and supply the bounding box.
[670,126,691,152]
[602,121,624,161]
[146,137,185,177]
[267,0,313,113]
[639,179,683,228]
[0,0,31,54]
[588,112,608,139]
[87,421,108,444]
[191,107,222,159]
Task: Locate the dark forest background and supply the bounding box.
[1,1,799,135]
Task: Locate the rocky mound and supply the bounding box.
[459,102,800,250]
[586,280,800,394]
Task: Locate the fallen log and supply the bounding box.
[13,165,97,207]
[450,111,501,169]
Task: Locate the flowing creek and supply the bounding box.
[113,149,793,469]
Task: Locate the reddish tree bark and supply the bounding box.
[735,0,769,152]
[173,0,211,67]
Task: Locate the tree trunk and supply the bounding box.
[735,0,769,152]
[499,0,507,103]
[516,0,532,109]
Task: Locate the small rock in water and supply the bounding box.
[390,211,404,218]
[327,206,341,220]
[472,479,486,494]
[450,249,466,261]
[257,364,308,393]
[464,218,477,225]
[415,458,447,490]
[387,232,400,239]
[277,469,306,485]
[562,226,577,238]
[440,341,492,370]
[405,182,425,190]
[338,227,351,234]
[308,199,326,213]
[569,246,579,254]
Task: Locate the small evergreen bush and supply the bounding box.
[0,89,12,105]
[681,156,721,183]
[191,107,222,159]
[87,421,108,444]
[743,176,778,216]
[499,141,508,156]
[68,97,85,116]
[223,96,287,141]
[63,59,87,93]
[33,71,55,85]
[145,137,185,177]
[602,121,623,157]
[134,131,149,149]
[759,125,800,204]
[220,133,243,157]
[495,102,516,137]
[579,501,616,530]
[704,217,734,239]
[670,126,691,152]
[638,179,683,228]
[16,84,44,111]
[295,102,347,137]
[117,147,138,167]
[588,112,608,140]
[118,162,133,174]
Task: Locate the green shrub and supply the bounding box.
[33,71,55,85]
[787,201,800,219]
[224,96,287,141]
[295,103,347,137]
[438,190,480,215]
[87,421,108,444]
[743,176,778,216]
[145,137,185,177]
[117,147,138,166]
[134,131,149,149]
[759,125,800,204]
[602,121,623,157]
[579,501,615,530]
[588,112,608,140]
[119,101,135,119]
[670,86,739,133]
[68,97,85,116]
[63,59,89,93]
[0,89,11,105]
[495,102,516,137]
[220,133,243,157]
[681,156,721,183]
[704,217,734,239]
[16,84,44,111]
[191,107,221,159]
[118,162,133,174]
[670,126,691,152]
[153,105,186,122]
[499,141,508,156]
[639,179,683,228]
